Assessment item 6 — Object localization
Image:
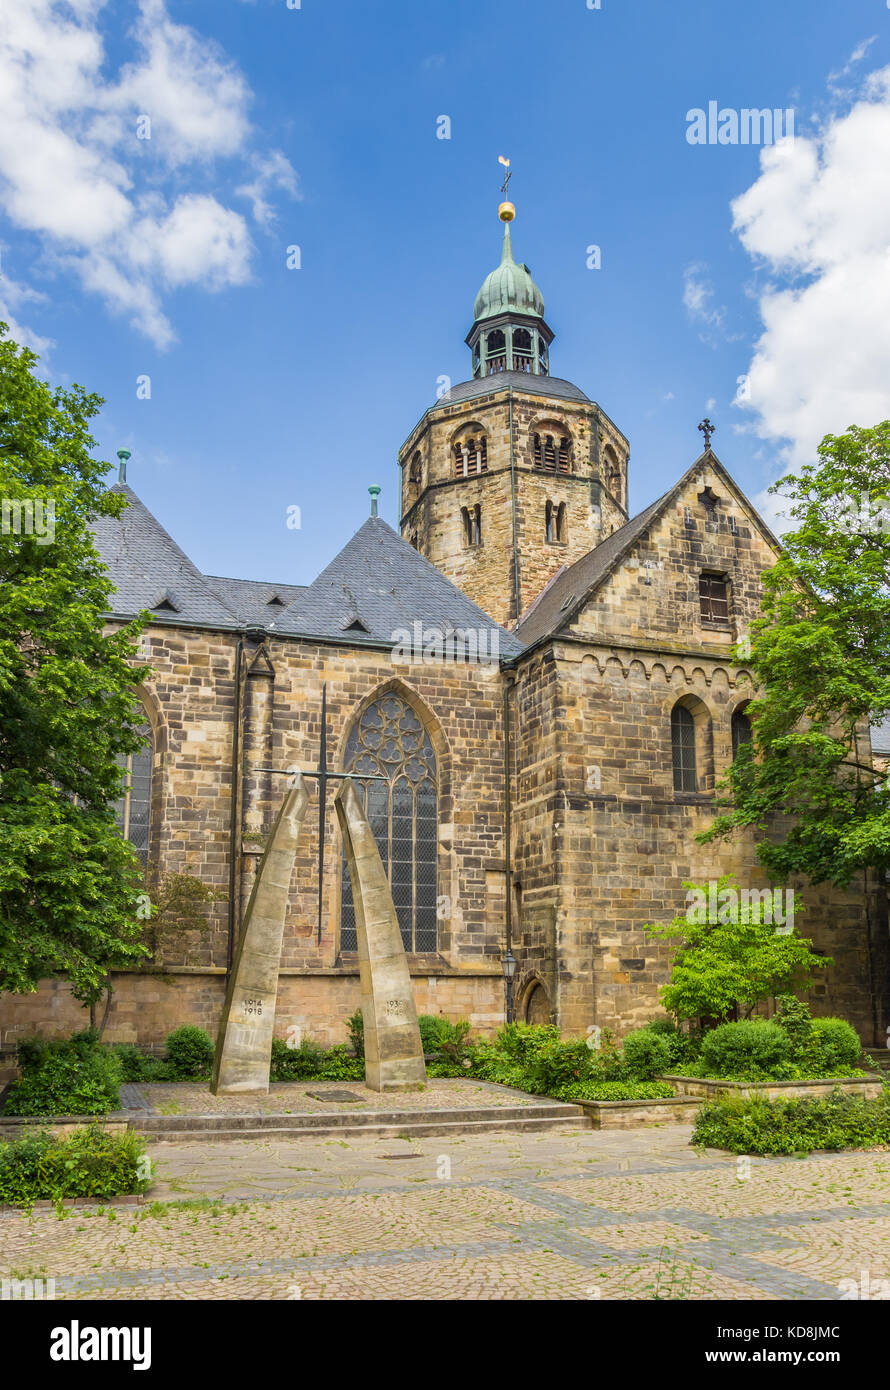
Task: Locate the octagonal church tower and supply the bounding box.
[399,197,630,628]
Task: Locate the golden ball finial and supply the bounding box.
[499,201,515,222]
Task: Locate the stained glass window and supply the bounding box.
[340,693,438,954]
[112,723,153,866]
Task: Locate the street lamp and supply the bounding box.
[501,949,518,1024]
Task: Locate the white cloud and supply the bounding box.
[0,0,298,347]
[0,269,53,358]
[682,263,741,346]
[732,63,890,468]
[236,151,301,228]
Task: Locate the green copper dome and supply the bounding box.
[473,223,544,323]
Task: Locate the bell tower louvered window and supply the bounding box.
[340,693,438,954]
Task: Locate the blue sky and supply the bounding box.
[3,0,890,585]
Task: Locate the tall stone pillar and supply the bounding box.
[335,780,426,1091]
[211,774,309,1095]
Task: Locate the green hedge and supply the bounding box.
[0,1125,151,1206]
[692,1090,890,1155]
[5,1032,122,1116]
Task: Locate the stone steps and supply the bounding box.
[134,1103,590,1144]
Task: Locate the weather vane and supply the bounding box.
[498,155,515,222]
[698,417,716,451]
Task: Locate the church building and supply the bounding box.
[11,198,888,1048]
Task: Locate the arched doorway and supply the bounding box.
[525,982,550,1026]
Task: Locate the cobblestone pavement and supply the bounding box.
[127,1078,553,1115]
[2,1125,889,1300]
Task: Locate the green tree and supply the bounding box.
[0,325,150,1009]
[643,875,830,1026]
[702,422,890,888]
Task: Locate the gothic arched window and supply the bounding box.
[113,722,153,866]
[340,692,438,954]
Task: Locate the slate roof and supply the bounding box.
[870,716,890,757]
[94,486,522,659]
[204,575,307,624]
[269,515,523,656]
[437,373,590,407]
[93,484,241,627]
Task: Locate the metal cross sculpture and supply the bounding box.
[259,682,386,944]
[698,417,716,451]
[498,154,512,197]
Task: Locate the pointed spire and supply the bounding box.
[500,221,515,265]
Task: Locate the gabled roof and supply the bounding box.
[515,451,781,647]
[93,484,241,627]
[270,514,524,656]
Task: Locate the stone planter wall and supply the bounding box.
[663,1074,884,1102]
[571,1096,702,1129]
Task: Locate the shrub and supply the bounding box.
[698,1020,791,1079]
[346,1009,364,1059]
[164,1026,214,1079]
[555,1079,675,1102]
[0,1125,151,1206]
[621,1028,676,1080]
[269,1036,324,1081]
[5,1034,122,1116]
[317,1044,364,1081]
[417,1015,442,1054]
[432,1017,472,1064]
[774,994,813,1056]
[527,1038,592,1096]
[808,1018,862,1073]
[692,1090,890,1155]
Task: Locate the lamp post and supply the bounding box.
[501,949,518,1024]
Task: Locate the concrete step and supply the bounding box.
[135,1100,586,1145]
[133,1101,581,1133]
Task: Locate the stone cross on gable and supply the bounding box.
[698,417,716,450]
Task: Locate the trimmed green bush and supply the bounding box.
[551,1079,675,1102]
[0,1125,150,1206]
[808,1017,862,1072]
[622,1028,676,1080]
[692,1090,890,1155]
[5,1033,122,1116]
[698,1020,791,1079]
[164,1026,214,1079]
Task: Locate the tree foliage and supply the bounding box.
[643,875,830,1024]
[702,422,890,887]
[0,325,150,1004]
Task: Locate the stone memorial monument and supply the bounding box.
[335,778,427,1091]
[211,771,310,1095]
